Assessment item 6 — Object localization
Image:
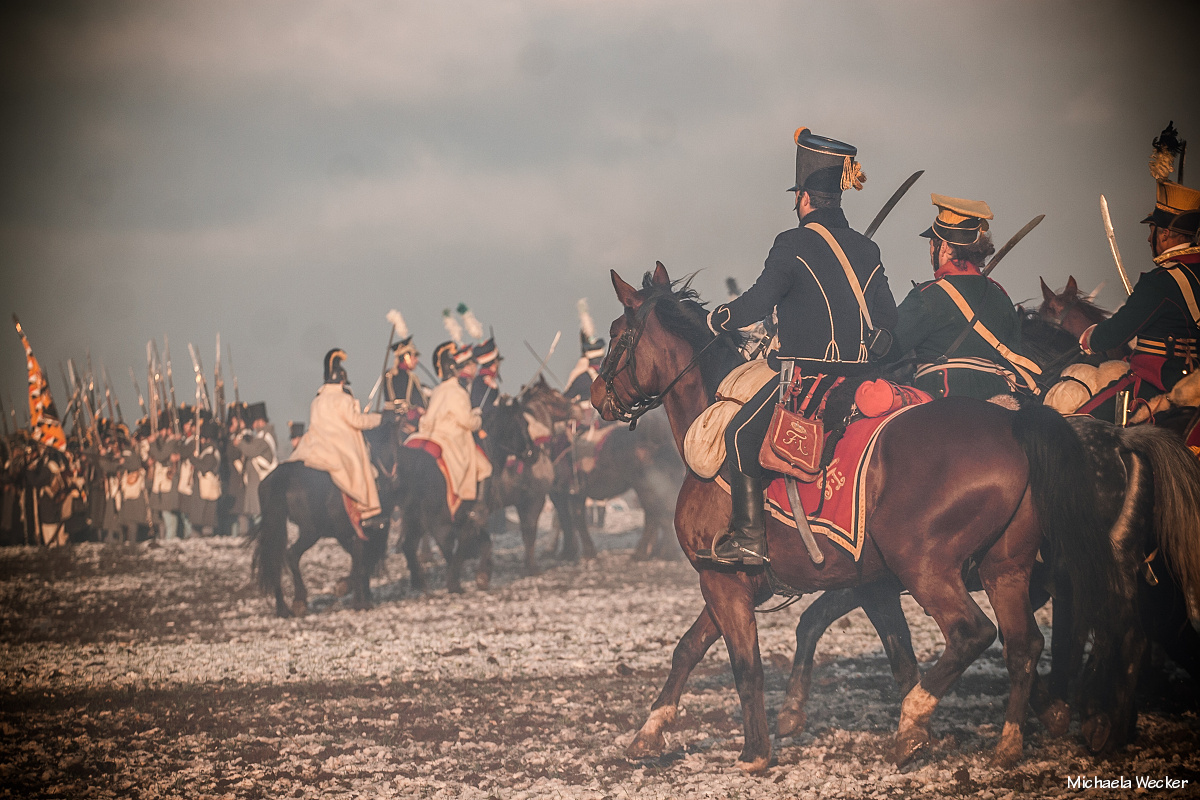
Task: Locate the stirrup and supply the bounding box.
[696,529,768,566]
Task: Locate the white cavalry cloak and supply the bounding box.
[288,384,382,517]
[410,378,492,502]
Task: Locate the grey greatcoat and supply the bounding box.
[235,425,277,518]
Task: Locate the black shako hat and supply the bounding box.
[788,127,865,195]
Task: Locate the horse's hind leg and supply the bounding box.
[888,572,997,765]
[778,589,861,738]
[627,604,722,759]
[977,493,1043,766]
[517,496,542,576]
[475,532,493,590]
[286,533,313,617]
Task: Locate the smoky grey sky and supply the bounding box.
[2,0,1197,431]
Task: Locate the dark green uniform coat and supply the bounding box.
[889,274,1023,400]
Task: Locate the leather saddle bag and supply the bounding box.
[759,404,824,482]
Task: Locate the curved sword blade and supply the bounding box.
[982,214,1045,277]
[864,170,924,240]
[1100,194,1132,295]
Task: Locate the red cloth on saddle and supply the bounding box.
[404,438,462,515]
[762,404,925,560]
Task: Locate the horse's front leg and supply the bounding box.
[286,534,311,617]
[516,493,543,576]
[699,570,771,773]
[475,530,494,590]
[627,604,722,759]
[344,534,374,610]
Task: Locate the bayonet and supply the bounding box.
[982,214,1046,277]
[130,366,147,421]
[187,343,212,412]
[213,334,225,425]
[864,170,925,240]
[227,344,240,404]
[163,336,180,429]
[101,365,117,423]
[1100,194,1133,296]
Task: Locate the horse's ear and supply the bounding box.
[611,270,642,310]
[1065,275,1078,297]
[1040,277,1055,305]
[652,261,670,286]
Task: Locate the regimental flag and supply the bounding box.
[13,316,67,452]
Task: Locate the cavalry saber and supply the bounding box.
[863,170,924,240]
[982,214,1045,277]
[784,475,825,565]
[1100,194,1133,295]
[523,332,563,388]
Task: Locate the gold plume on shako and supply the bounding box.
[1149,121,1185,183]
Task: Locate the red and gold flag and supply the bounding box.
[13,316,67,452]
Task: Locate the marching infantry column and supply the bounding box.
[699,127,896,566]
[1082,123,1200,420]
[887,194,1037,403]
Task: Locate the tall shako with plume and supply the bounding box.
[458,302,499,370]
[386,308,418,360]
[565,298,607,400]
[12,315,67,452]
[1144,121,1199,241]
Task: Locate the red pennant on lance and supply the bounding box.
[13,317,67,452]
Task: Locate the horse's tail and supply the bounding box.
[1012,405,1117,629]
[250,464,290,596]
[1117,424,1200,603]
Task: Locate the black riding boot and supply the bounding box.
[697,468,766,566]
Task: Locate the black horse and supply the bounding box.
[251,399,535,616]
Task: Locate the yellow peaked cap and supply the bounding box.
[931,193,993,225]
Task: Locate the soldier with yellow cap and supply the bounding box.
[886,194,1038,403]
[1080,123,1200,420]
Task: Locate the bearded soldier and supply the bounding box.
[1081,123,1200,420]
[698,127,897,566]
[886,195,1038,403]
[288,349,385,538]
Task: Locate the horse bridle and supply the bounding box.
[599,295,726,429]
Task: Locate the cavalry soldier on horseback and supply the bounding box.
[697,127,897,566]
[886,194,1037,404]
[566,299,607,404]
[288,349,386,539]
[411,341,493,514]
[1081,123,1200,421]
[470,337,502,418]
[383,312,427,434]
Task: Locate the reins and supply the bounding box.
[600,295,728,430]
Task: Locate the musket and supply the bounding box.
[130,366,147,421]
[227,343,240,404]
[864,170,925,240]
[85,351,99,422]
[163,336,180,429]
[1100,194,1133,295]
[101,365,117,422]
[0,392,8,438]
[187,343,213,412]
[58,363,82,438]
[213,333,225,424]
[522,332,563,391]
[982,214,1046,277]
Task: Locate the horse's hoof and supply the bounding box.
[890,729,930,765]
[290,600,309,617]
[475,572,491,590]
[625,729,667,759]
[522,564,542,577]
[735,755,771,775]
[1082,713,1114,754]
[776,705,807,738]
[991,723,1024,768]
[334,579,350,597]
[447,583,465,595]
[1038,700,1071,737]
[275,604,293,619]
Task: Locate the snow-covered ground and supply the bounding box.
[1,498,1197,799]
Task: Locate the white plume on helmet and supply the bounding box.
[577,298,595,339]
[386,309,409,340]
[442,309,464,345]
[457,302,485,341]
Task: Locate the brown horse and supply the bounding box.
[593,263,1115,772]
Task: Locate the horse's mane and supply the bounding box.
[638,271,748,400]
[1037,293,1112,325]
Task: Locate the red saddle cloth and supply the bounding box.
[761,401,926,561]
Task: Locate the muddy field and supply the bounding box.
[2,503,1198,799]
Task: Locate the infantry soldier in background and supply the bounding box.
[148,416,183,539]
[287,421,304,453]
[1081,123,1200,420]
[233,401,276,533]
[186,418,222,537]
[886,194,1038,404]
[699,127,897,566]
[117,424,149,543]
